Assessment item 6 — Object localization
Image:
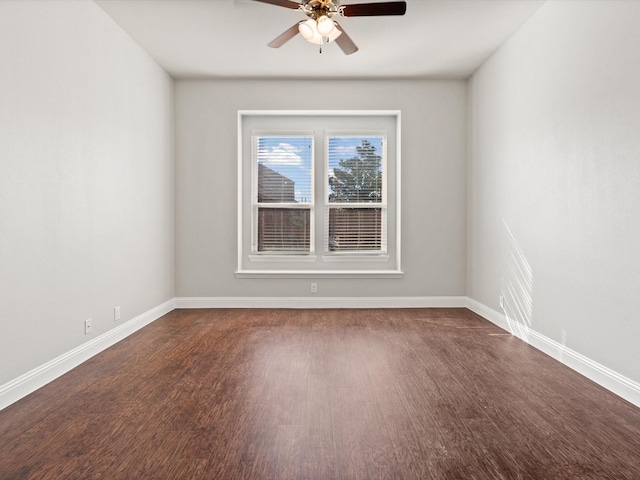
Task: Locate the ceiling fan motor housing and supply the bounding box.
[301,0,342,20]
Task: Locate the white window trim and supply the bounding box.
[248,254,318,263]
[236,269,403,279]
[321,254,390,263]
[237,110,402,279]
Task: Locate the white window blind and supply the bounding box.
[253,135,313,254]
[326,135,386,253]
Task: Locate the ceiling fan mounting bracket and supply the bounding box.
[300,0,343,21]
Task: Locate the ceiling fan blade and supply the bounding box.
[341,1,407,17]
[268,23,301,48]
[252,0,300,10]
[333,22,358,55]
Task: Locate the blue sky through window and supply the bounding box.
[257,136,383,203]
[257,136,313,203]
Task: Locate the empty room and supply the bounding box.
[1,0,639,478]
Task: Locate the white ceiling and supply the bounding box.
[94,0,545,79]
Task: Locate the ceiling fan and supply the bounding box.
[253,0,407,55]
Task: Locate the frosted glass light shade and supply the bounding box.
[316,16,336,36]
[298,19,316,40]
[307,31,323,45]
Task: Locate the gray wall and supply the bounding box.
[175,79,467,298]
[0,1,174,385]
[467,0,640,384]
[5,0,636,403]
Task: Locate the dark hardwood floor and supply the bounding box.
[1,308,640,479]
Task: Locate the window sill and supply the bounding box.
[235,269,404,279]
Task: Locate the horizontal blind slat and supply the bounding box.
[326,207,385,252]
[257,207,311,253]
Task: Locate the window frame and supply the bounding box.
[237,110,403,279]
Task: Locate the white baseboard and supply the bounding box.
[466,298,640,408]
[0,298,176,411]
[4,297,637,411]
[174,296,468,309]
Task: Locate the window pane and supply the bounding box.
[258,208,311,253]
[328,136,383,203]
[258,164,296,203]
[328,207,382,252]
[257,136,313,204]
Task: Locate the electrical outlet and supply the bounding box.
[310,283,318,294]
[499,295,505,309]
[84,319,92,335]
[114,306,121,322]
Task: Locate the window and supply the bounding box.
[326,135,386,254]
[238,111,401,278]
[253,135,313,254]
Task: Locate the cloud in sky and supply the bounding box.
[330,145,358,159]
[259,142,304,166]
[331,145,357,156]
[328,136,382,162]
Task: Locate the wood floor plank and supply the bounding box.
[1,308,640,479]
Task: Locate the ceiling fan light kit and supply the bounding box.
[298,18,341,46]
[255,0,407,55]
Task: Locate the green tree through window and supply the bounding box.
[329,139,382,203]
[327,136,385,253]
